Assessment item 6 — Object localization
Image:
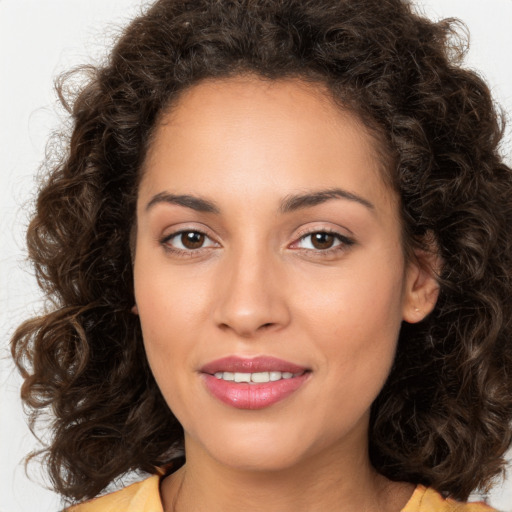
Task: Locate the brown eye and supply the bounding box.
[181,231,205,249]
[161,230,218,253]
[310,232,335,249]
[293,230,355,254]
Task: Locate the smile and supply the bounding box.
[213,371,302,383]
[200,356,311,410]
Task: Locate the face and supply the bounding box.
[133,76,435,472]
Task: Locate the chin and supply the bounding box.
[188,420,311,471]
[186,415,352,474]
[210,445,305,473]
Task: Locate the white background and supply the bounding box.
[1,1,511,511]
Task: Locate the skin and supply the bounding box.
[133,75,439,512]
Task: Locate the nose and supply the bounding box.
[212,246,291,338]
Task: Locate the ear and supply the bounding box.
[402,247,441,324]
[131,304,139,315]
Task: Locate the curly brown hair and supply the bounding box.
[11,0,512,503]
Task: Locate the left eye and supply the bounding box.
[295,232,350,250]
[162,230,217,251]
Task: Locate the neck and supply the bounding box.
[160,439,413,512]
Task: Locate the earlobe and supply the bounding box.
[402,249,441,324]
[131,305,139,315]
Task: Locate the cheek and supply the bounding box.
[298,255,405,342]
[133,251,216,399]
[134,242,208,334]
[135,288,197,422]
[133,254,184,375]
[136,283,192,359]
[298,255,405,392]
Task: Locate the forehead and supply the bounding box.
[150,77,380,152]
[140,76,396,212]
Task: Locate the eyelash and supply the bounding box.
[292,228,355,257]
[160,229,219,257]
[159,228,355,258]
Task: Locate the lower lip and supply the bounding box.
[202,373,309,410]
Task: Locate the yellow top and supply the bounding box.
[66,476,497,512]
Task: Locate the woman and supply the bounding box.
[11,0,512,510]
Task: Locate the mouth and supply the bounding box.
[211,370,305,384]
[200,356,311,410]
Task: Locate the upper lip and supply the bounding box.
[200,356,309,375]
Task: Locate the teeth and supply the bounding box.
[213,371,301,383]
[234,373,251,383]
[251,372,270,383]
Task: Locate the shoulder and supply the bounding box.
[64,474,163,512]
[402,485,498,512]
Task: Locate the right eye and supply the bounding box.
[161,230,219,253]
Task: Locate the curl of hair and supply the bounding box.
[11,0,512,502]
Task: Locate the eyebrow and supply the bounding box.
[279,188,375,213]
[146,192,220,213]
[145,187,374,214]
